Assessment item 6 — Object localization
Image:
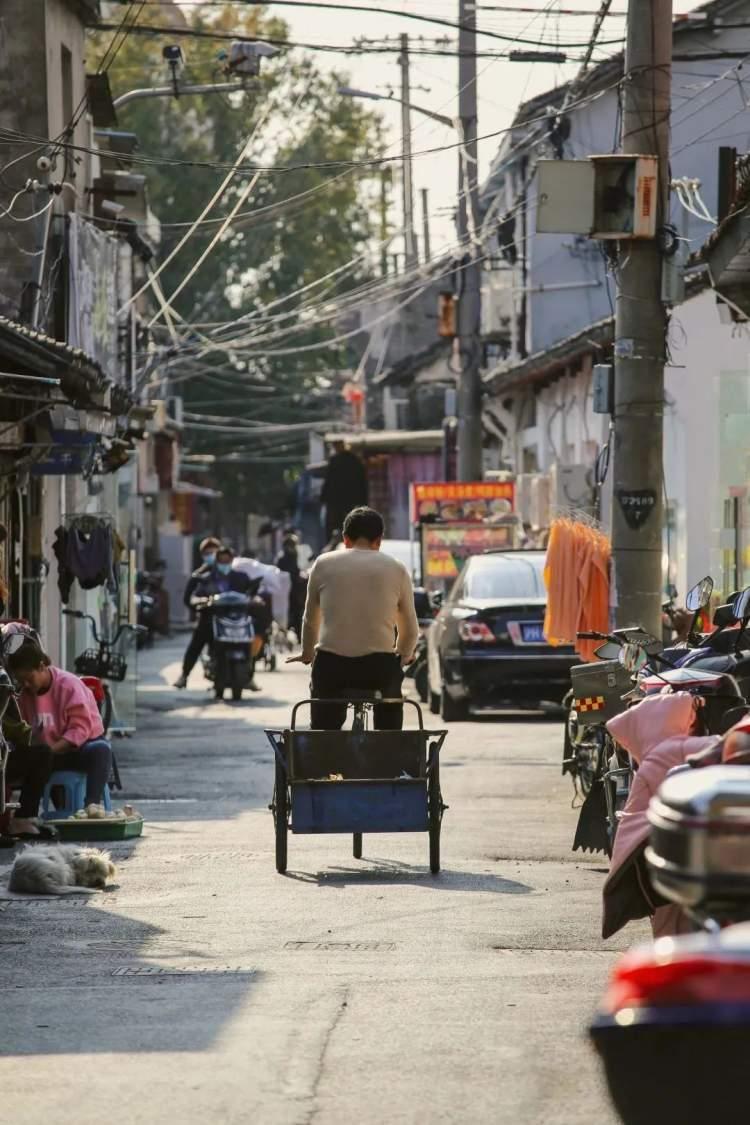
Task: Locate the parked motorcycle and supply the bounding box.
[567,576,749,855]
[192,591,254,701]
[590,699,750,1123]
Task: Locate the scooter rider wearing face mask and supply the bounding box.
[176,537,222,689]
[176,543,263,690]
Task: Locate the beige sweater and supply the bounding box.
[301,547,420,661]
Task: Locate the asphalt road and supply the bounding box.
[0,638,643,1124]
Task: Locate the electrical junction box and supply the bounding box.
[535,156,658,240]
[535,160,596,234]
[591,154,658,240]
[592,364,614,414]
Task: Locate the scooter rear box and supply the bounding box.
[647,764,750,915]
[569,659,631,723]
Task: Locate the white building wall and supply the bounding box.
[665,288,750,599]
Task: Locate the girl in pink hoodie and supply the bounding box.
[7,641,111,830]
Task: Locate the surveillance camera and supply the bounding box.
[36,155,52,173]
[227,40,280,76]
[162,44,184,66]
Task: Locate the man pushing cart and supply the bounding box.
[268,507,447,873]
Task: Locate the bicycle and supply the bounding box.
[63,609,143,790]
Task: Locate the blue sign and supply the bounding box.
[31,430,97,476]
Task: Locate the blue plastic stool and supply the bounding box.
[41,771,112,820]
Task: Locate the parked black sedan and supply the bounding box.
[426,550,578,720]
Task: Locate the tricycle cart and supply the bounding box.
[265,696,447,875]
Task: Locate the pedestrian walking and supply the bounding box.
[321,441,368,539]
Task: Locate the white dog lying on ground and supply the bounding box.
[8,844,116,895]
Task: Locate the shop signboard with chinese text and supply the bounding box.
[411,480,515,523]
[421,522,517,584]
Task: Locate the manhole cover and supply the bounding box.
[4,900,88,908]
[285,941,395,952]
[87,939,195,958]
[165,851,256,862]
[111,966,255,977]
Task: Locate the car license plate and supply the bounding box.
[521,623,545,643]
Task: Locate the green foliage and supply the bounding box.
[90,4,385,514]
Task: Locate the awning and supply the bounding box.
[373,340,452,388]
[322,429,444,453]
[173,481,223,500]
[701,202,750,318]
[0,315,133,414]
[483,316,614,394]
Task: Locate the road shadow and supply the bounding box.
[0,899,258,1056]
[282,858,533,893]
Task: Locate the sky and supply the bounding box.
[174,0,700,259]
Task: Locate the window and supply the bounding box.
[464,555,545,599]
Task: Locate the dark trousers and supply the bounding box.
[310,650,404,731]
[183,615,214,677]
[55,738,113,806]
[6,744,53,817]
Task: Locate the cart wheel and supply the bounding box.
[353,832,363,859]
[428,757,442,875]
[274,758,288,874]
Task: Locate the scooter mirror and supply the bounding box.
[685,575,714,612]
[619,643,648,673]
[732,586,750,621]
[595,641,623,661]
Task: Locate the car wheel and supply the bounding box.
[441,687,468,722]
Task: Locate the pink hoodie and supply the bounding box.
[601,692,718,939]
[18,666,105,749]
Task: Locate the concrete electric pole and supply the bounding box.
[611,0,672,636]
[398,34,418,268]
[456,0,483,480]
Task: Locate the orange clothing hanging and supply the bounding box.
[543,517,610,661]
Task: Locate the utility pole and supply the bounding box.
[421,187,431,262]
[398,34,418,268]
[456,0,483,480]
[611,0,672,636]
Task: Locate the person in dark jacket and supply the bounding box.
[321,442,368,539]
[177,544,267,690]
[176,537,223,688]
[276,535,305,639]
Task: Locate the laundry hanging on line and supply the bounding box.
[52,520,125,604]
[543,516,611,662]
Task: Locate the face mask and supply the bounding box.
[202,553,216,567]
[217,562,232,576]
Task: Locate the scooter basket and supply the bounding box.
[74,649,128,682]
[647,764,750,917]
[569,659,631,723]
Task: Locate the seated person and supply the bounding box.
[6,641,112,815]
[1,698,55,841]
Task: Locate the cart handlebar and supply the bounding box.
[290,696,425,731]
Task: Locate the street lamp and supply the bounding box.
[338,77,455,269]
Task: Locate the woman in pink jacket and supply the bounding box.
[6,641,111,828]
